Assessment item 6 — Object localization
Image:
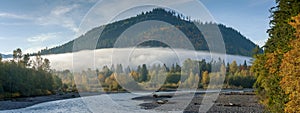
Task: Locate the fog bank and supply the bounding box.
[38,48,252,71]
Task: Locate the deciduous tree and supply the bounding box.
[280,14,300,113]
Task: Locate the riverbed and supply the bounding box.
[0,89,264,113]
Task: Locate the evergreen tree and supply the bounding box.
[280,14,300,113]
[140,64,148,82]
[102,66,112,77]
[170,64,175,73]
[125,66,131,74]
[22,54,30,67]
[116,64,123,74]
[243,60,247,69]
[0,48,62,98]
[175,63,181,72]
[251,0,300,112]
[13,48,22,63]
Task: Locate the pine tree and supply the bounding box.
[280,14,300,113]
[140,64,148,82]
[13,48,22,63]
[251,0,300,112]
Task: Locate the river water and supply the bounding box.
[1,89,253,113]
[1,93,163,113]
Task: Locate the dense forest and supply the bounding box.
[56,59,255,92]
[38,8,262,57]
[1,1,300,112]
[0,49,255,100]
[0,49,62,99]
[251,0,300,112]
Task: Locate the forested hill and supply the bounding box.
[39,8,262,57]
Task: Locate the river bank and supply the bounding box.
[0,89,265,113]
[133,91,265,113]
[0,92,105,110]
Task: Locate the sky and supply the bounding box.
[0,0,276,54]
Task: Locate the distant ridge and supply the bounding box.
[39,8,262,57]
[1,54,12,58]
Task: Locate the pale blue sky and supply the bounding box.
[0,0,275,54]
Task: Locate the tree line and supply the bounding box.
[251,0,300,112]
[0,49,62,99]
[0,49,255,99]
[39,8,261,57]
[56,59,255,92]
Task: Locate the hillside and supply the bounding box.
[1,54,12,59]
[39,8,262,57]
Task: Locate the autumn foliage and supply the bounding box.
[280,14,300,113]
[251,1,300,112]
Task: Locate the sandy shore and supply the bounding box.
[133,92,266,113]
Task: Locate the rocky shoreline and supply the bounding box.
[0,91,266,113]
[133,92,266,113]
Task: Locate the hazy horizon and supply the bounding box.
[3,47,251,71]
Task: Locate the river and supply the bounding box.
[1,89,253,113]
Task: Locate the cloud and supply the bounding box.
[78,0,99,3]
[23,47,45,54]
[248,0,274,7]
[51,5,78,16]
[254,39,267,47]
[23,44,57,54]
[0,22,28,26]
[37,4,80,32]
[27,33,59,42]
[0,12,31,20]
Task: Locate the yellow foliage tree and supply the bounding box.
[201,71,209,88]
[105,73,119,91]
[129,71,139,82]
[280,14,300,113]
[229,61,238,75]
[98,74,105,84]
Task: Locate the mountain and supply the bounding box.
[39,8,262,57]
[1,54,13,58]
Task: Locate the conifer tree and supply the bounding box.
[280,14,300,113]
[251,0,300,112]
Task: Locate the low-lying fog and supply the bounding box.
[4,48,252,71]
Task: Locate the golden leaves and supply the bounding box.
[280,14,300,113]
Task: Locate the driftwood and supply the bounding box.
[223,102,242,107]
[156,99,168,104]
[152,94,173,98]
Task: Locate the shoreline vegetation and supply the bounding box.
[0,48,258,111]
[0,1,299,112]
[250,1,300,112]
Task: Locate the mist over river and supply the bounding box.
[26,48,252,71]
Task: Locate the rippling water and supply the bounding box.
[1,89,252,113]
[1,93,164,113]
